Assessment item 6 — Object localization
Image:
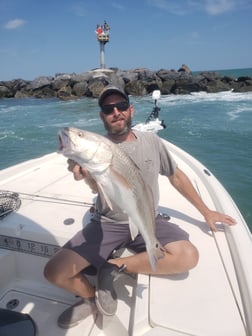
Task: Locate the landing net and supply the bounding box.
[0,191,21,218]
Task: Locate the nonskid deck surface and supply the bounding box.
[0,275,137,336]
[0,153,138,335]
[0,290,76,336]
[0,147,250,335]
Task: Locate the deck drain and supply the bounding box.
[63,217,75,225]
[6,298,19,310]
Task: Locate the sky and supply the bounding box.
[0,0,252,81]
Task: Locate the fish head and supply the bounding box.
[58,127,113,172]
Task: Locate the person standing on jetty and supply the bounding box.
[44,86,236,329]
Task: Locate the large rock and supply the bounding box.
[33,87,56,98]
[72,82,89,97]
[125,80,147,96]
[234,77,252,92]
[178,64,192,74]
[205,79,231,93]
[119,69,139,83]
[52,77,71,91]
[160,79,175,94]
[0,85,13,98]
[172,77,204,94]
[57,86,76,100]
[157,69,179,81]
[31,76,53,90]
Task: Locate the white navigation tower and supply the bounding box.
[95,21,110,69]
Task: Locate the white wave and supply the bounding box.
[160,91,252,104]
[38,117,101,129]
[0,105,19,114]
[227,106,252,121]
[0,130,24,141]
[0,130,15,137]
[0,135,8,140]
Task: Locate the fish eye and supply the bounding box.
[78,131,83,137]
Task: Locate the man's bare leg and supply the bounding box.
[95,240,198,317]
[44,248,95,298]
[44,249,98,328]
[109,240,199,275]
[44,240,199,325]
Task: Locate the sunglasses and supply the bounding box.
[101,101,130,115]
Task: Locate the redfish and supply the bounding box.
[58,127,164,271]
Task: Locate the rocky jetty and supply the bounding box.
[1,65,252,100]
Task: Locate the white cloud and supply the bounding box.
[70,3,87,17]
[148,0,245,15]
[4,19,27,29]
[147,0,189,15]
[205,0,235,15]
[111,2,125,10]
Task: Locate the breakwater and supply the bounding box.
[1,66,252,100]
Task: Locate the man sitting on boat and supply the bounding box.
[44,86,236,329]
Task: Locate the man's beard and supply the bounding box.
[103,116,132,136]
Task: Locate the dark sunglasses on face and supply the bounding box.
[101,101,130,115]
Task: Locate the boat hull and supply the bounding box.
[0,140,251,335]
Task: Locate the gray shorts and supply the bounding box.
[63,215,189,268]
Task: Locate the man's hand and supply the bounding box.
[67,159,98,193]
[203,210,236,232]
[67,159,86,180]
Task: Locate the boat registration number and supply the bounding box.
[0,235,60,258]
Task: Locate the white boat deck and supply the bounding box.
[0,141,251,336]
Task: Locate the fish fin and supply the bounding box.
[109,167,132,189]
[96,183,113,211]
[128,217,139,240]
[147,242,165,272]
[145,183,156,222]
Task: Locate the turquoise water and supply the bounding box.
[0,68,252,231]
[194,67,252,78]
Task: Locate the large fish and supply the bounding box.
[58,127,164,271]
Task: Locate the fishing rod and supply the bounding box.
[18,191,94,207]
[0,190,93,218]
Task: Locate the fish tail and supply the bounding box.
[147,242,165,272]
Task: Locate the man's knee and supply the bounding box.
[165,240,199,272]
[183,243,199,269]
[44,259,61,285]
[44,249,90,285]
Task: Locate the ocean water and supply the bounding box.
[0,68,252,231]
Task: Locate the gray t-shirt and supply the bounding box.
[94,130,177,222]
